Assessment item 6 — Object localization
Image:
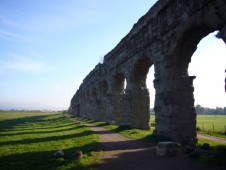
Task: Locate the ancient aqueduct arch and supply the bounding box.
[69,0,226,144]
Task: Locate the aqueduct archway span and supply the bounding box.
[69,0,226,144]
[126,57,153,130]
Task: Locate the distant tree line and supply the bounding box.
[195,105,226,115]
[0,109,65,112]
[150,105,226,115]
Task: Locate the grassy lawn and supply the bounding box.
[0,111,101,170]
[76,117,174,143]
[151,114,226,138]
[196,115,226,137]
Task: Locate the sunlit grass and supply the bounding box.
[76,117,171,143]
[196,115,226,138]
[198,138,226,147]
[150,114,226,138]
[95,121,154,140]
[75,116,226,146]
[0,112,101,170]
[76,116,226,166]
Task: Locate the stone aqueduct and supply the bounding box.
[69,0,226,144]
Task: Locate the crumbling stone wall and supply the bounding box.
[69,0,226,144]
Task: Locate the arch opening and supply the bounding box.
[112,73,126,94]
[109,73,127,125]
[154,27,226,143]
[132,57,152,88]
[189,31,226,110]
[146,66,155,116]
[129,57,153,129]
[101,80,109,96]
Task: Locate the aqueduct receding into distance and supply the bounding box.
[69,0,226,144]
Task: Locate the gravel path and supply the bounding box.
[198,134,226,144]
[80,122,225,170]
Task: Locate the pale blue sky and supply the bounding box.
[0,0,225,110]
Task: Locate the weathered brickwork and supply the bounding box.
[69,0,226,144]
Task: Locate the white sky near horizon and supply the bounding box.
[0,0,225,110]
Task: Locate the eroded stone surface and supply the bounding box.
[69,0,226,144]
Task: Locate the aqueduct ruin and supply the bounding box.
[69,0,226,144]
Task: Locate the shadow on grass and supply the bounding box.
[0,114,63,132]
[0,142,100,170]
[195,144,226,166]
[143,134,173,143]
[33,122,78,130]
[0,125,85,137]
[95,122,172,143]
[0,130,94,146]
[96,143,226,170]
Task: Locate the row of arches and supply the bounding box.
[70,27,225,144]
[69,0,226,144]
[74,57,154,130]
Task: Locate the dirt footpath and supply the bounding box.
[197,134,226,144]
[82,123,225,170]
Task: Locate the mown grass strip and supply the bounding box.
[0,112,100,170]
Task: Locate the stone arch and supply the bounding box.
[173,26,215,77]
[88,86,99,120]
[69,0,226,144]
[127,56,153,130]
[153,22,226,144]
[189,32,226,109]
[112,73,126,94]
[91,87,97,99]
[98,79,109,121]
[107,72,127,125]
[132,57,152,87]
[101,79,109,96]
[85,90,89,101]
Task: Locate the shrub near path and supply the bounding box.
[0,112,100,170]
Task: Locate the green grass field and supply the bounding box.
[196,115,226,133]
[1,112,225,169]
[0,111,100,170]
[150,114,226,136]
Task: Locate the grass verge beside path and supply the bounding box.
[75,117,226,147]
[197,130,226,139]
[0,111,101,170]
[75,117,172,143]
[75,117,226,165]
